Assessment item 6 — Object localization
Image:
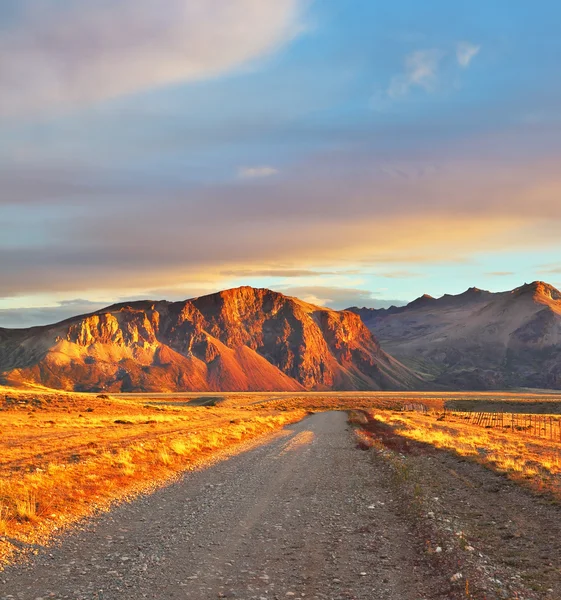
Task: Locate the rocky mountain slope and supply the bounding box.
[349,281,561,390]
[0,287,422,392]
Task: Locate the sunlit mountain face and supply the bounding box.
[0,287,423,392]
[1,0,560,329]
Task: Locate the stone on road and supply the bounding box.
[0,411,426,600]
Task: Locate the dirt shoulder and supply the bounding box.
[356,412,561,599]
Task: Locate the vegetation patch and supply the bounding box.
[0,388,306,567]
[370,409,561,500]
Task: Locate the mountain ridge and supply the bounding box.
[0,286,423,392]
[348,281,561,390]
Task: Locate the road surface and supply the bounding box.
[0,412,429,599]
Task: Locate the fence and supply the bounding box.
[401,402,430,413]
[401,404,561,442]
[442,410,561,442]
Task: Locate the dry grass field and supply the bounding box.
[349,408,561,598]
[2,386,561,570]
[363,409,561,500]
[239,389,561,415]
[0,387,307,565]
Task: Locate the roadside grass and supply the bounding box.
[0,389,306,566]
[3,386,560,569]
[368,410,561,500]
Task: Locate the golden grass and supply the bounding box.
[2,386,560,567]
[0,389,306,565]
[369,410,561,499]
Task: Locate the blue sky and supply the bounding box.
[1,0,561,326]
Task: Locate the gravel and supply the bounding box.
[0,412,432,600]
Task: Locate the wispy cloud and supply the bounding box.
[385,42,480,100]
[238,166,279,179]
[387,49,444,97]
[221,268,334,277]
[486,271,515,277]
[377,270,423,279]
[279,286,377,308]
[456,42,480,67]
[0,0,304,116]
[538,266,561,274]
[278,286,405,310]
[0,299,107,328]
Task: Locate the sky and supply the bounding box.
[1,0,561,327]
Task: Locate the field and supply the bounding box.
[0,387,307,565]
[349,408,561,597]
[1,387,561,572]
[359,408,561,500]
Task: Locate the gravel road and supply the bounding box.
[0,412,432,600]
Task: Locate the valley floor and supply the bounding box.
[1,410,560,599]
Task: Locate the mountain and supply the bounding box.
[349,281,561,390]
[0,287,422,392]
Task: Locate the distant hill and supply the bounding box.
[0,286,422,392]
[349,281,561,390]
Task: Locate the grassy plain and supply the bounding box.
[359,407,561,501]
[1,387,560,567]
[349,408,561,598]
[0,387,306,565]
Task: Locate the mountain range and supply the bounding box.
[349,281,561,390]
[0,286,421,392]
[3,281,560,393]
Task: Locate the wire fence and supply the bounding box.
[402,404,561,442]
[401,402,430,413]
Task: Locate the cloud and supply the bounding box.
[485,271,515,277]
[238,166,279,179]
[278,286,403,310]
[221,268,335,278]
[388,49,443,97]
[0,299,107,328]
[1,138,561,301]
[456,42,480,67]
[0,0,304,116]
[538,266,561,274]
[0,288,225,328]
[385,42,479,100]
[0,287,406,327]
[377,270,423,279]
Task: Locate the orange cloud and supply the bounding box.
[1,144,561,300]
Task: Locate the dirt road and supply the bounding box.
[3,410,559,600]
[1,412,435,599]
